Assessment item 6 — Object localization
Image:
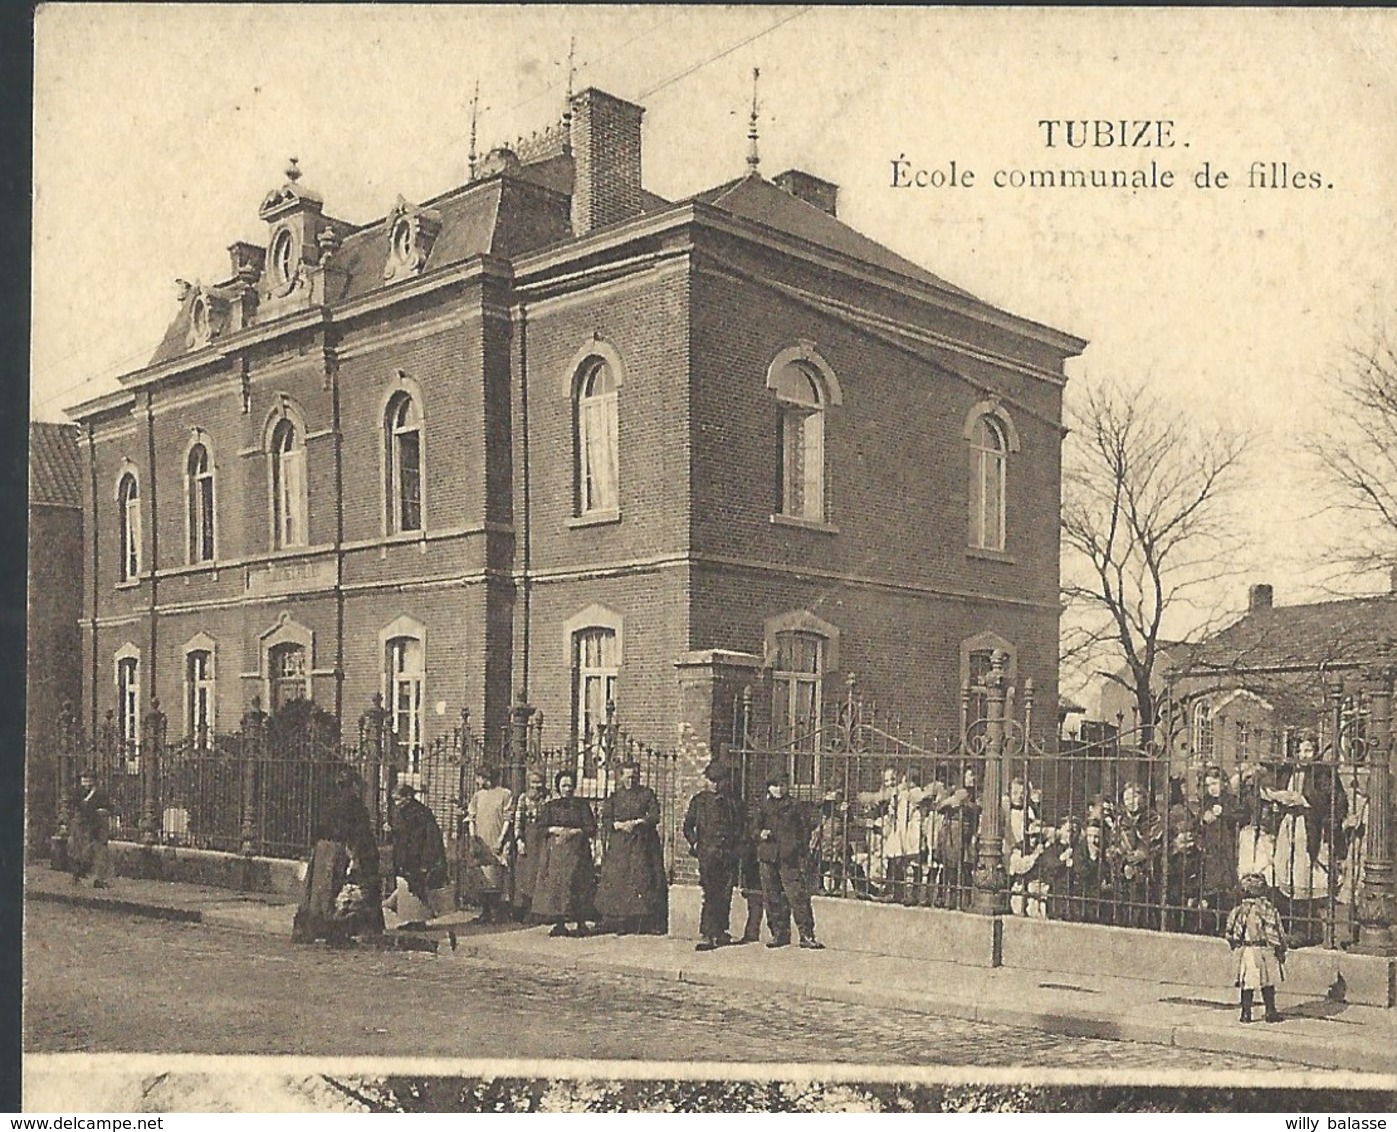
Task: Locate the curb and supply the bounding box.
[28,887,203,924]
[453,932,1394,1075]
[30,886,1397,1075]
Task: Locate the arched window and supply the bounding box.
[115,651,141,759]
[575,359,619,515]
[385,636,424,776]
[186,649,215,746]
[1193,700,1214,761]
[384,392,423,533]
[269,417,306,549]
[772,629,826,785]
[117,473,141,582]
[187,443,216,563]
[969,414,1008,551]
[269,641,309,710]
[774,362,826,522]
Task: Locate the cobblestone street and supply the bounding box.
[25,903,1298,1070]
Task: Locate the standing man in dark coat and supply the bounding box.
[388,782,450,928]
[683,761,743,951]
[754,770,824,949]
[69,768,113,888]
[596,761,667,935]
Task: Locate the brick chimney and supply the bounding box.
[773,169,839,218]
[569,88,644,237]
[1248,583,1274,612]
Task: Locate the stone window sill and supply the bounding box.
[115,579,141,591]
[967,546,1016,564]
[568,510,622,529]
[770,513,839,534]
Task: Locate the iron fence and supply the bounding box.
[52,698,684,906]
[733,722,1370,950]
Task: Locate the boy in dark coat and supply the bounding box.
[683,761,743,950]
[754,770,823,950]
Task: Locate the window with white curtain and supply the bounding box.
[969,415,1008,551]
[270,418,306,549]
[117,473,141,582]
[576,360,619,515]
[773,362,826,522]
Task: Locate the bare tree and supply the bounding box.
[1310,329,1397,575]
[1061,380,1250,745]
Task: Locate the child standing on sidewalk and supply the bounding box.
[1225,872,1287,1023]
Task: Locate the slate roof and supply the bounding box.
[691,174,975,299]
[29,422,83,509]
[1185,594,1397,672]
[142,157,1024,374]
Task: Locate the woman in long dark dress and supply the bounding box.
[531,771,598,937]
[595,761,667,934]
[294,770,384,944]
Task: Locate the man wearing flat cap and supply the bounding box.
[683,761,743,951]
[754,769,824,949]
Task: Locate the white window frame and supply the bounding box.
[772,629,826,786]
[385,391,423,534]
[186,440,216,564]
[186,647,215,745]
[576,360,619,516]
[114,645,141,761]
[1194,700,1215,761]
[268,642,310,711]
[117,472,141,582]
[385,635,424,777]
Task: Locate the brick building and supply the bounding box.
[28,422,84,849]
[67,87,1084,797]
[1097,582,1397,773]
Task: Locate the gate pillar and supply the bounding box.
[674,650,765,854]
[971,651,1010,916]
[1355,648,1397,956]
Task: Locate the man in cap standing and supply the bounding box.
[683,761,743,951]
[754,769,823,949]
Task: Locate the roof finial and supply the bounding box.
[746,67,761,176]
[566,36,577,106]
[561,37,576,155]
[285,157,302,185]
[468,80,480,180]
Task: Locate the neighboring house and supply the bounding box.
[1097,583,1397,773]
[27,422,84,851]
[66,86,1084,799]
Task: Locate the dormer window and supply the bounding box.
[270,228,295,286]
[191,296,210,342]
[391,218,413,263]
[382,197,441,282]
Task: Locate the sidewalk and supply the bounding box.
[25,864,1397,1076]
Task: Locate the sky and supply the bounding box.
[30,6,1397,703]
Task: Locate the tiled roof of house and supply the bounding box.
[1186,594,1397,672]
[29,422,83,508]
[691,174,974,299]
